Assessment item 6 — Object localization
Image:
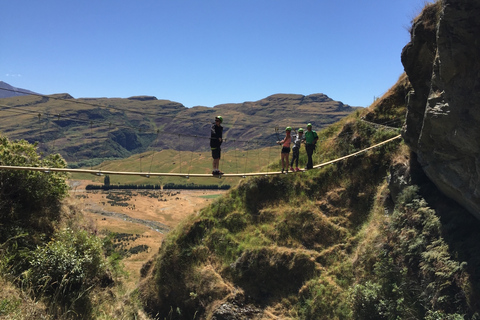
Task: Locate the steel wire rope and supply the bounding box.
[217,135,223,176]
[274,127,284,174]
[220,137,233,176]
[0,105,206,174]
[243,141,249,178]
[0,134,402,177]
[1,95,403,178]
[233,139,239,174]
[147,130,160,177]
[219,146,223,176]
[0,93,406,172]
[267,143,272,176]
[178,134,182,174]
[252,140,258,173]
[187,135,198,178]
[89,121,94,170]
[256,142,262,174]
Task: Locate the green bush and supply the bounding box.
[349,281,384,320]
[299,278,351,320]
[26,228,108,315]
[0,136,69,244]
[349,186,474,319]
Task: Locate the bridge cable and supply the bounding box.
[0,134,402,177]
[187,135,197,178]
[148,130,160,176]
[233,139,239,174]
[178,134,182,174]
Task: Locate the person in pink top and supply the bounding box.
[277,126,292,173]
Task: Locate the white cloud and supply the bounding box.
[5,73,22,77]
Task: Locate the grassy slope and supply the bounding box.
[139,71,480,319]
[138,75,405,318]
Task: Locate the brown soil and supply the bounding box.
[69,180,226,287]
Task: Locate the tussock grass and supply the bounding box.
[140,32,480,318]
[140,76,407,319]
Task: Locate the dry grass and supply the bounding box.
[350,180,391,279]
[0,278,48,320]
[413,1,442,31]
[69,180,227,288]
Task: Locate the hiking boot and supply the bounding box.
[289,167,294,172]
[281,168,284,173]
[295,167,300,172]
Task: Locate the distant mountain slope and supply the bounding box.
[0,91,359,165]
[0,81,39,98]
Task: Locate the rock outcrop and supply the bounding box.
[401,0,480,219]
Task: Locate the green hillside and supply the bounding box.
[2,72,479,319]
[138,73,480,319]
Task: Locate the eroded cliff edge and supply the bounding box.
[401,0,480,218]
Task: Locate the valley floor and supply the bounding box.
[68,180,227,288]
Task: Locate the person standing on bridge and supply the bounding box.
[210,115,224,175]
[290,128,304,172]
[304,123,318,170]
[277,126,292,173]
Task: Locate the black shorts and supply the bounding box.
[211,147,221,159]
[281,147,291,154]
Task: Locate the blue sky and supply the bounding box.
[1,0,430,108]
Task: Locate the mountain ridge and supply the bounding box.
[0,81,39,98]
[0,88,360,165]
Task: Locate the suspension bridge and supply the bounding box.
[0,87,403,179]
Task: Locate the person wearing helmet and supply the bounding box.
[290,128,305,172]
[211,116,224,175]
[304,123,318,170]
[277,126,292,173]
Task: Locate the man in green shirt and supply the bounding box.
[304,123,318,169]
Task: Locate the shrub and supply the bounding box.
[0,136,69,244]
[349,281,384,320]
[350,186,473,319]
[26,228,107,310]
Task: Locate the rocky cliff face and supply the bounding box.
[401,0,480,219]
